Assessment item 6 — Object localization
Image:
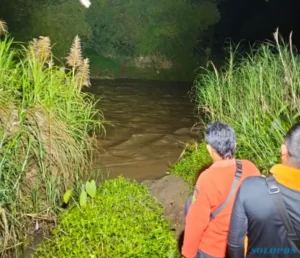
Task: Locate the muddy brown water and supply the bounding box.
[22,79,198,257]
[89,79,199,182]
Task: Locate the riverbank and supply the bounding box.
[88,53,202,81]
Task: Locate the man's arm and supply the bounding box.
[228,185,248,258]
[181,177,211,258]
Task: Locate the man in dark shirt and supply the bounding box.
[228,122,300,257]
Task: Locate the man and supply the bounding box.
[228,122,300,258]
[182,122,260,258]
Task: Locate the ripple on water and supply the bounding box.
[87,79,197,180]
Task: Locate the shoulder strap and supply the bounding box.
[265,176,300,252]
[210,160,242,220]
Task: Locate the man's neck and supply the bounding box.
[212,157,235,163]
[285,160,300,170]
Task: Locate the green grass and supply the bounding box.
[191,32,300,173]
[168,141,212,190]
[0,34,104,257]
[33,177,180,258]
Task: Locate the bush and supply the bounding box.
[86,0,219,61]
[0,23,103,257]
[192,31,299,173]
[33,177,180,258]
[168,141,211,189]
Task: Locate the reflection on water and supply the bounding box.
[88,79,199,181]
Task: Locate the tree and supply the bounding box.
[28,0,91,58]
[86,0,220,61]
[0,0,91,59]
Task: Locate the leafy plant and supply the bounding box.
[86,180,96,198]
[63,180,97,208]
[79,190,87,208]
[33,177,180,258]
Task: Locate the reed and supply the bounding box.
[192,30,300,173]
[0,28,104,257]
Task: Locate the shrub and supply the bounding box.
[192,30,299,173]
[168,141,211,189]
[0,23,104,257]
[33,177,180,258]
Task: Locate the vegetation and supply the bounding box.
[0,21,103,257]
[28,0,91,58]
[33,177,180,258]
[86,0,219,59]
[192,30,299,173]
[168,141,211,189]
[0,0,220,79]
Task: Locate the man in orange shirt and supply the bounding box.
[182,122,261,258]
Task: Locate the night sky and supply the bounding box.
[214,0,300,49]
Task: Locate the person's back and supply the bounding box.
[193,160,260,257]
[229,174,300,257]
[228,122,300,258]
[182,122,260,258]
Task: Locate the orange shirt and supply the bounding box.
[182,159,260,258]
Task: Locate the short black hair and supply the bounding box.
[205,121,236,159]
[284,122,300,165]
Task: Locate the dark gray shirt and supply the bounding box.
[228,176,300,258]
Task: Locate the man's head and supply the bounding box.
[205,122,236,162]
[281,122,300,168]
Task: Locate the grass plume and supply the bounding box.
[29,36,52,63]
[66,35,83,68]
[0,20,8,36]
[76,58,91,88]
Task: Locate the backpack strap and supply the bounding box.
[210,160,242,220]
[265,176,300,252]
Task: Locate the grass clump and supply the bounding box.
[168,141,211,189]
[0,22,103,257]
[192,30,300,173]
[33,177,180,258]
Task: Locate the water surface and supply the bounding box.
[89,79,199,181]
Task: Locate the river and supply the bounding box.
[88,79,199,182]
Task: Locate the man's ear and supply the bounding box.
[281,144,288,155]
[281,144,288,164]
[206,144,213,157]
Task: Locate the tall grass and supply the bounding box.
[0,23,104,257]
[192,30,300,173]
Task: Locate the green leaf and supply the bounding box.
[80,190,87,208]
[63,189,73,204]
[86,180,96,198]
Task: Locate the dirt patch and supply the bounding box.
[142,175,190,241]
